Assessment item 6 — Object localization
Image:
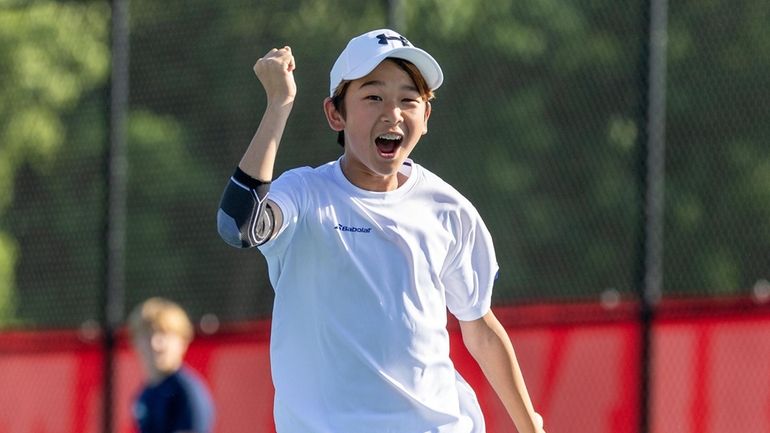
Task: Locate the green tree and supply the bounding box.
[5,0,769,328]
[664,0,770,295]
[0,1,109,326]
[118,0,393,319]
[403,0,644,301]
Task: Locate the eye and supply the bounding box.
[365,95,382,101]
[402,97,423,108]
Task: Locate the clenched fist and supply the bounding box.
[254,46,296,106]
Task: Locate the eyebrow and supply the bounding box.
[357,80,419,93]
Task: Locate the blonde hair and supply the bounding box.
[128,297,194,342]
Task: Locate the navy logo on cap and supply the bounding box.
[376,33,411,47]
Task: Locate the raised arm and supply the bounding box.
[459,310,546,433]
[217,47,295,248]
[240,46,296,180]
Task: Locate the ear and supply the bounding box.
[323,97,345,132]
[422,101,432,135]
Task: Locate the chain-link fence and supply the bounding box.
[3,0,768,329]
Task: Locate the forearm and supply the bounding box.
[479,334,538,432]
[238,100,293,182]
[461,312,543,433]
[239,45,297,182]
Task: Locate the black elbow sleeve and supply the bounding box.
[217,168,274,248]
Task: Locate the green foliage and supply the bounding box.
[0,1,109,326]
[400,0,643,299]
[3,0,769,327]
[665,0,770,294]
[0,232,17,325]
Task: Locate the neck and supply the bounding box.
[340,157,405,192]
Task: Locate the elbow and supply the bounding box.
[460,313,507,360]
[463,332,492,362]
[217,208,250,248]
[461,324,491,360]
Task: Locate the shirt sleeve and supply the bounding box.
[442,207,499,322]
[256,167,311,258]
[174,369,215,433]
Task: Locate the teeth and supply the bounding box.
[378,133,402,140]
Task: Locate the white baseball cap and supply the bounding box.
[329,29,444,97]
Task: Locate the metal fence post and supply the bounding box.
[103,0,130,432]
[636,0,668,432]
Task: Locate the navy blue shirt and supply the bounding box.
[133,367,214,433]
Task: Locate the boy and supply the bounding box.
[128,297,215,433]
[217,29,545,433]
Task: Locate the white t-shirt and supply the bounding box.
[258,158,499,433]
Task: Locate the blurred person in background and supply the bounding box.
[128,297,215,433]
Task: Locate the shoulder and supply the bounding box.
[271,161,341,205]
[172,368,215,430]
[414,163,477,211]
[176,367,212,395]
[275,161,336,183]
[411,164,492,241]
[175,368,215,415]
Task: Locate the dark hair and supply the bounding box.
[330,58,435,147]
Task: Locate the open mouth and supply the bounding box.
[375,133,403,158]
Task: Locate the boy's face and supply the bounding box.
[133,328,189,382]
[332,59,431,191]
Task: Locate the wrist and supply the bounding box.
[266,95,295,110]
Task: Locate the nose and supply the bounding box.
[381,101,402,124]
[150,332,166,350]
